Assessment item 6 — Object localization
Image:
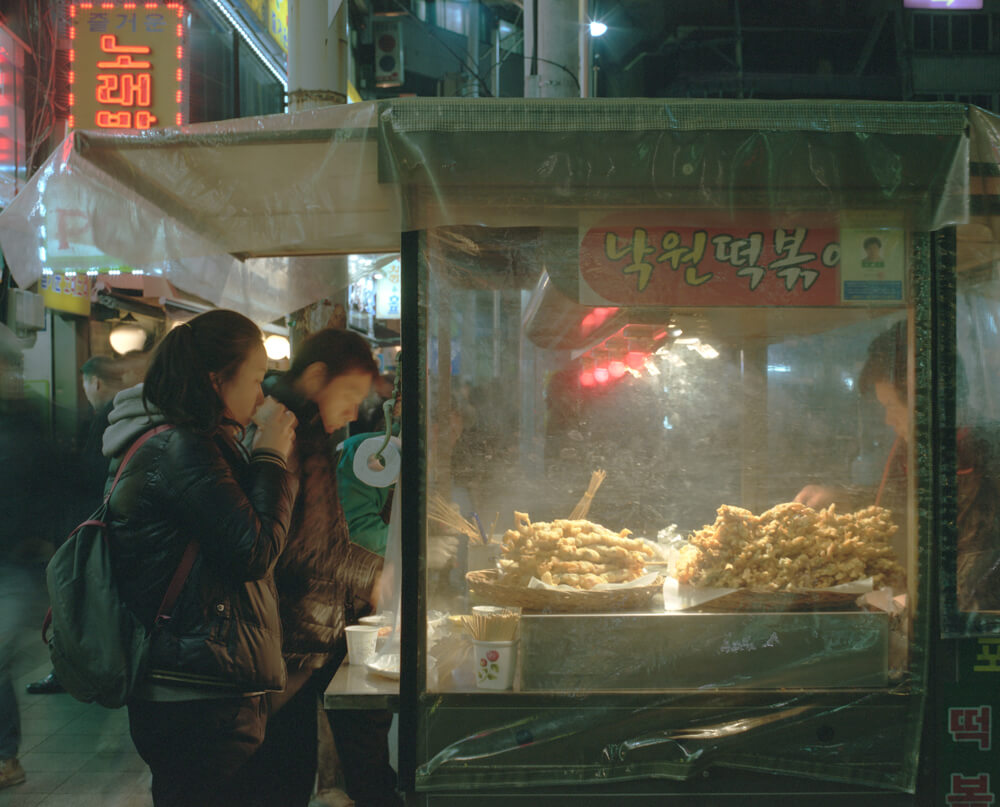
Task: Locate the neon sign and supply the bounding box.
[68,2,186,131]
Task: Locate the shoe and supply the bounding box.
[0,757,26,790]
[26,671,64,694]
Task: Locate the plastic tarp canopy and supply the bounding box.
[0,98,978,321]
[0,102,401,321]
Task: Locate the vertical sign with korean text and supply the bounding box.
[939,638,999,805]
[375,259,401,320]
[69,2,187,131]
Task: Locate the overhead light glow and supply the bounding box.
[264,334,291,361]
[110,320,147,354]
[589,20,608,36]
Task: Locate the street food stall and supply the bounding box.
[2,98,999,805]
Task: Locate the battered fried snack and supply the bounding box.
[677,502,904,591]
[498,511,653,590]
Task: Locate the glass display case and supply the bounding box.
[380,99,979,804]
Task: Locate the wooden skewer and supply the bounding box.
[569,469,607,520]
[428,492,485,544]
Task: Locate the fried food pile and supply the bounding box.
[498,511,654,590]
[676,502,904,590]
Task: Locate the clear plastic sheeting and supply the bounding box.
[945,105,1000,638]
[0,98,974,322]
[418,213,930,792]
[378,98,971,235]
[0,102,399,320]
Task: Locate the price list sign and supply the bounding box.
[68,2,186,131]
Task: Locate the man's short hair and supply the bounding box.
[863,236,882,250]
[80,355,124,384]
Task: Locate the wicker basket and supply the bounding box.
[680,587,862,613]
[466,569,663,613]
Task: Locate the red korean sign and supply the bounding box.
[580,216,841,306]
[68,2,186,131]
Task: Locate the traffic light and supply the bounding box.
[373,19,404,88]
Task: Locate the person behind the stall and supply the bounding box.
[101,310,298,807]
[795,320,1000,611]
[234,327,379,807]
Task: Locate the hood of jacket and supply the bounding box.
[102,383,168,458]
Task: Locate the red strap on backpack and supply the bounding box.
[42,425,198,643]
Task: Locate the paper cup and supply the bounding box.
[472,639,518,690]
[251,396,282,427]
[345,625,380,665]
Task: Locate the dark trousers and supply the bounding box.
[327,707,403,807]
[233,664,334,807]
[128,695,266,807]
[235,660,403,807]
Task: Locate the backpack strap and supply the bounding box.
[154,539,199,626]
[106,423,174,500]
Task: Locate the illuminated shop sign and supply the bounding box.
[579,213,905,307]
[0,24,26,207]
[904,0,982,9]
[68,2,187,130]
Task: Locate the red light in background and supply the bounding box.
[580,371,595,387]
[593,366,610,384]
[609,360,626,379]
[626,351,646,369]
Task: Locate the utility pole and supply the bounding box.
[524,0,584,98]
[288,0,349,111]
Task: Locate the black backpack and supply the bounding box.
[42,425,198,708]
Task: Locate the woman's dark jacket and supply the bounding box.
[102,384,296,693]
[264,374,383,671]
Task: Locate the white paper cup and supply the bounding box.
[251,396,282,427]
[345,625,380,665]
[472,639,518,690]
[358,617,393,650]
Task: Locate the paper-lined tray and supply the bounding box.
[467,569,664,613]
[663,577,873,613]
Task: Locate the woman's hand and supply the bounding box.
[252,402,297,462]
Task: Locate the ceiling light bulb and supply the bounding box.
[264,334,291,361]
[589,20,608,36]
[109,322,146,355]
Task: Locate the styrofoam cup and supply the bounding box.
[345,625,380,665]
[472,639,518,690]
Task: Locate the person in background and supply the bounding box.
[235,327,379,807]
[102,310,297,807]
[27,355,130,696]
[796,320,1000,611]
[0,325,56,792]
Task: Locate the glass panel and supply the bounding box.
[420,215,925,791]
[944,219,1000,635]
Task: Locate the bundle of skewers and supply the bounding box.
[461,607,521,641]
[569,469,607,520]
[428,492,490,545]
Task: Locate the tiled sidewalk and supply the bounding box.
[2,603,354,807]
[1,625,152,807]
